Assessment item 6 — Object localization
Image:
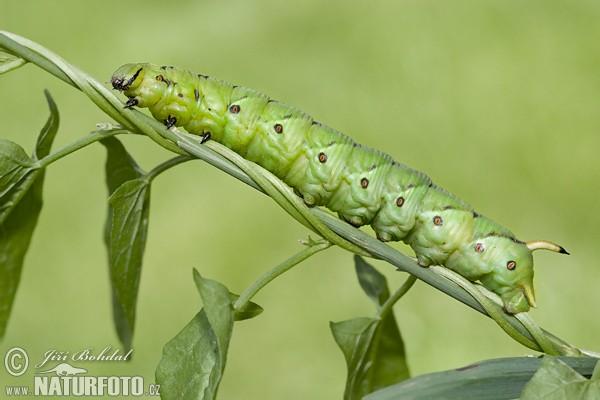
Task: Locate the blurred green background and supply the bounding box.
[1,0,599,398]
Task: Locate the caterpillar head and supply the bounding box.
[479,238,567,314]
[111,63,146,92]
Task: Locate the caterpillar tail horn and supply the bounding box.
[526,240,569,255]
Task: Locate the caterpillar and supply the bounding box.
[111,63,568,314]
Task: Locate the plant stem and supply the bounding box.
[378,275,417,320]
[234,241,331,311]
[147,155,192,181]
[39,128,126,167]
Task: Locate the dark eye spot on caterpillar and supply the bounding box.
[475,243,484,253]
[433,216,443,226]
[274,123,283,134]
[507,260,517,270]
[229,104,241,114]
[318,152,327,163]
[360,178,369,189]
[396,196,405,207]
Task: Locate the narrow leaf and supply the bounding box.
[354,255,390,308]
[101,136,147,350]
[521,357,600,400]
[365,357,598,400]
[101,137,144,194]
[34,90,60,159]
[0,52,26,74]
[331,256,410,399]
[0,92,59,337]
[156,270,234,400]
[106,178,150,350]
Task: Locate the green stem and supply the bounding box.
[38,128,125,167]
[147,155,192,181]
[234,241,331,311]
[514,313,560,355]
[432,266,541,349]
[378,275,417,320]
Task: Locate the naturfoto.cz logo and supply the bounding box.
[3,346,160,397]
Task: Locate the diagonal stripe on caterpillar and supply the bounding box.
[111,63,568,314]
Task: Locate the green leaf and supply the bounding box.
[0,52,26,74]
[330,256,410,400]
[365,356,598,400]
[106,180,150,348]
[521,357,600,400]
[0,140,36,222]
[102,136,147,350]
[229,293,263,321]
[331,317,380,396]
[35,90,60,159]
[101,137,144,194]
[156,270,234,400]
[593,359,600,381]
[354,255,390,308]
[0,91,59,338]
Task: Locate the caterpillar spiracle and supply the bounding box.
[111,63,569,314]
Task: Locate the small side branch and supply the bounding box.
[234,240,331,311]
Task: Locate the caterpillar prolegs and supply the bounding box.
[111,63,568,314]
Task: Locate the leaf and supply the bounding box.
[228,293,263,321]
[102,136,147,350]
[0,52,26,74]
[106,179,150,349]
[101,137,144,194]
[521,357,600,400]
[354,255,390,308]
[330,256,410,400]
[156,270,234,400]
[331,317,380,395]
[365,356,598,400]
[0,91,59,338]
[0,140,36,222]
[35,90,60,159]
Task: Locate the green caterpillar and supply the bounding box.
[111,63,568,314]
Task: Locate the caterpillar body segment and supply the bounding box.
[111,63,568,314]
